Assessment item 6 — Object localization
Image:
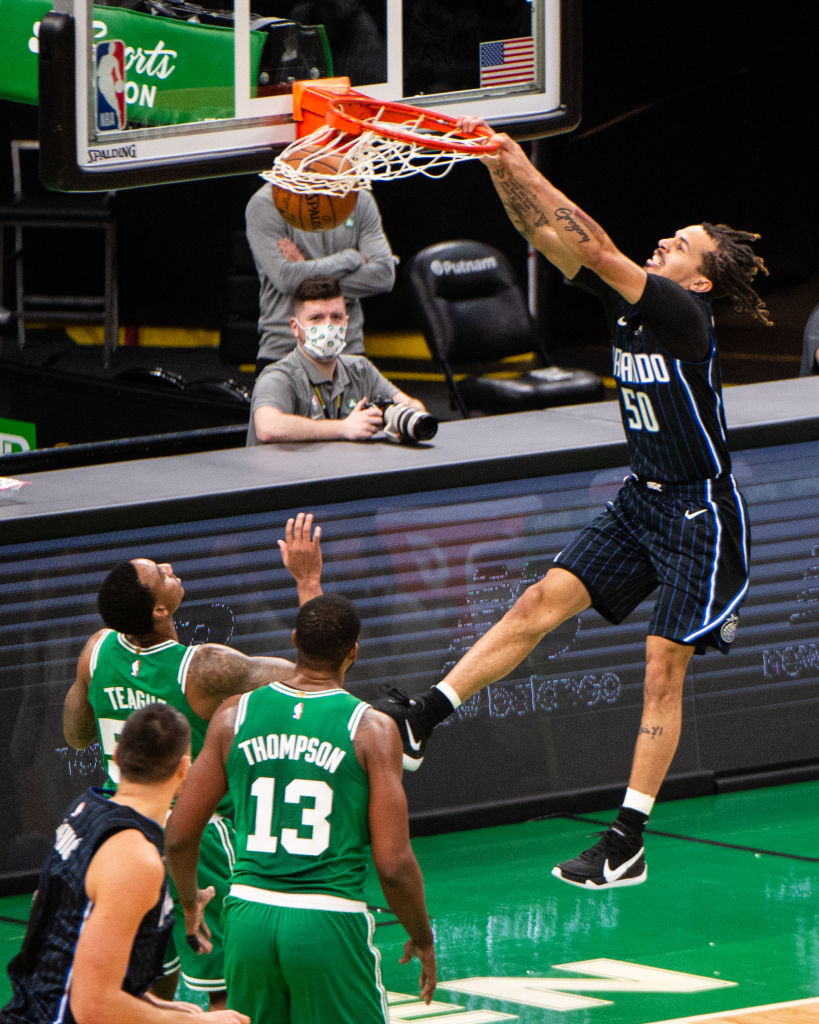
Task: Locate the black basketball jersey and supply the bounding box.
[1,788,173,1024]
[575,269,732,482]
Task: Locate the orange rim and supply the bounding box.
[293,81,499,155]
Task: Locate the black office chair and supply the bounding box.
[184,377,251,405]
[114,366,187,391]
[408,239,604,417]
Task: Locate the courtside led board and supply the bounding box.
[34,0,579,190]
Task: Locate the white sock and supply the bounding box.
[623,787,655,817]
[434,681,461,710]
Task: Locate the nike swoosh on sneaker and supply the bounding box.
[684,508,707,520]
[405,722,423,752]
[603,847,644,883]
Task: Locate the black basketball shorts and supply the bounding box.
[553,475,750,654]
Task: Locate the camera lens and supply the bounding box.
[382,403,438,442]
[406,411,438,442]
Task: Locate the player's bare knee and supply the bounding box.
[642,661,686,709]
[512,571,587,632]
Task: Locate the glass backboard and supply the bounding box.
[33,0,579,189]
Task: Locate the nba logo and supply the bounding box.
[96,40,126,131]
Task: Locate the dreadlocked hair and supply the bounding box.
[700,223,773,326]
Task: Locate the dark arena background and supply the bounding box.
[1,2,817,383]
[1,3,819,1023]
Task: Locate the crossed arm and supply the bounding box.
[247,190,395,299]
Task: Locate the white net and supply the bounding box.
[261,120,492,196]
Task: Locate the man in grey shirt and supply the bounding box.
[246,183,396,374]
[247,276,426,444]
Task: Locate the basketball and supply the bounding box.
[271,149,358,232]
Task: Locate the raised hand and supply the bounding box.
[278,513,323,603]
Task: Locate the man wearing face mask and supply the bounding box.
[246,183,396,377]
[247,275,427,444]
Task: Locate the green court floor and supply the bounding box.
[2,781,818,1023]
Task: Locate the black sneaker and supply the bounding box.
[369,686,434,771]
[552,827,647,889]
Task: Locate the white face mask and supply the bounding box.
[297,319,347,360]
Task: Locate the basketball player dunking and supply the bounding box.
[371,118,772,890]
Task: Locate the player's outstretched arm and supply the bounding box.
[456,117,579,276]
[357,709,436,1004]
[186,513,326,716]
[185,644,296,719]
[278,512,323,604]
[458,117,647,303]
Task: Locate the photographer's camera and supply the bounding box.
[369,401,438,443]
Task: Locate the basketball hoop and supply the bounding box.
[261,78,500,196]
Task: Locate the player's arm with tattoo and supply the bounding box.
[488,135,645,295]
[184,512,325,717]
[186,645,297,719]
[487,153,582,278]
[459,118,646,301]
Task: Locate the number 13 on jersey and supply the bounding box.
[246,776,333,856]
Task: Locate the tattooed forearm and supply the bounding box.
[574,207,607,242]
[554,207,591,243]
[493,168,549,237]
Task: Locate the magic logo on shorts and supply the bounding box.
[720,612,740,645]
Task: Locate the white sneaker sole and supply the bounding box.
[551,864,647,889]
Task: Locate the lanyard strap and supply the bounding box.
[312,385,342,419]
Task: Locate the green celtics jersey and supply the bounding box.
[227,683,371,901]
[87,629,207,787]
